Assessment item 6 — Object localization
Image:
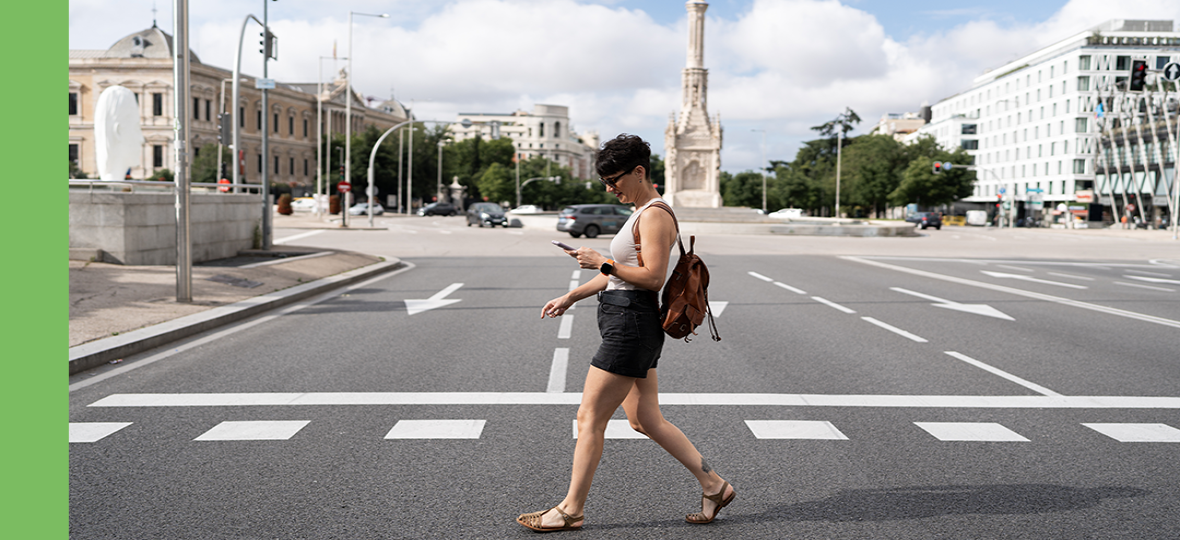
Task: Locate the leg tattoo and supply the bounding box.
[700,457,712,474]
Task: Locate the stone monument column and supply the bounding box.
[664,0,723,208]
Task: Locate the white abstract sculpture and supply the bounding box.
[94,85,145,181]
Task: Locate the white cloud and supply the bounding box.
[69,0,1180,172]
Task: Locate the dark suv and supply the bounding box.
[557,204,633,238]
[418,202,457,216]
[466,202,508,227]
[906,212,942,230]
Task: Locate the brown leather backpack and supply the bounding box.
[634,202,720,342]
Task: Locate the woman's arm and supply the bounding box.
[541,270,609,318]
[568,208,677,291]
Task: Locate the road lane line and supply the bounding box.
[943,351,1061,396]
[87,392,1180,409]
[385,419,485,439]
[568,280,580,291]
[811,296,855,313]
[1123,275,1180,285]
[273,230,325,245]
[1083,423,1180,442]
[69,261,417,393]
[69,422,133,443]
[980,271,1088,289]
[748,271,773,282]
[844,256,1180,330]
[1115,282,1175,292]
[558,315,574,339]
[547,348,570,393]
[774,282,807,294]
[746,420,848,440]
[571,270,582,280]
[914,422,1029,442]
[1125,269,1173,278]
[1047,272,1094,281]
[861,317,927,343]
[995,264,1034,273]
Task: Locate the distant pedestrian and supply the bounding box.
[517,134,735,532]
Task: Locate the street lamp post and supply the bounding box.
[437,140,446,204]
[347,11,389,227]
[317,55,345,216]
[518,176,561,208]
[835,130,843,219]
[368,119,471,218]
[752,128,766,212]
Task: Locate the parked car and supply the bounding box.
[510,204,542,214]
[556,204,633,238]
[418,202,458,216]
[906,212,942,230]
[291,197,317,212]
[348,202,384,216]
[466,202,508,227]
[768,208,803,219]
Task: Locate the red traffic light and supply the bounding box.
[1130,60,1148,91]
[932,161,943,174]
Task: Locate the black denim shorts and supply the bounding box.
[590,290,665,378]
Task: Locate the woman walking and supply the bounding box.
[517,134,735,532]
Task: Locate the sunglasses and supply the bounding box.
[598,165,637,188]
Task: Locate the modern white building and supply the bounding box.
[870,107,929,142]
[913,19,1180,222]
[451,104,599,179]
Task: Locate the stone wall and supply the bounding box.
[69,191,259,265]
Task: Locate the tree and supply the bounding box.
[649,153,665,191]
[476,162,515,205]
[889,155,975,208]
[190,143,232,185]
[811,107,862,139]
[720,170,767,208]
[840,134,906,218]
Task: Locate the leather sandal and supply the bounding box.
[517,506,585,532]
[686,481,735,524]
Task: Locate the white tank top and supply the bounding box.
[606,198,675,291]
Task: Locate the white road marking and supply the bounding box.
[87,392,1180,409]
[858,256,1163,269]
[1123,275,1180,285]
[571,270,582,280]
[194,420,309,441]
[68,261,417,393]
[273,230,325,245]
[1082,423,1180,442]
[944,351,1060,396]
[1125,269,1173,278]
[437,230,453,235]
[385,420,486,439]
[846,256,1180,330]
[239,251,332,269]
[774,281,807,294]
[980,271,1088,289]
[405,283,464,315]
[1115,282,1176,292]
[748,271,773,282]
[811,296,855,314]
[745,420,848,440]
[914,422,1029,442]
[861,317,928,343]
[547,348,569,393]
[1047,272,1094,281]
[890,287,1014,320]
[69,422,132,443]
[508,231,524,235]
[709,301,729,316]
[568,280,580,291]
[995,264,1034,273]
[573,419,648,439]
[557,315,574,339]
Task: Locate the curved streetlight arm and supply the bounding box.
[517,176,561,208]
[231,14,264,192]
[367,119,469,224]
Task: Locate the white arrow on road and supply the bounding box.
[405,283,463,315]
[709,301,728,317]
[980,271,1088,289]
[1124,275,1180,285]
[890,287,1014,320]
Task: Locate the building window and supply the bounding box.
[153,145,164,168]
[539,123,544,137]
[304,159,309,176]
[1075,118,1088,133]
[289,116,294,135]
[962,124,977,135]
[1058,161,1062,174]
[240,107,245,127]
[1077,76,1089,91]
[69,92,78,115]
[303,119,308,138]
[289,157,294,176]
[257,110,262,130]
[205,99,211,121]
[152,93,163,116]
[1073,159,1085,174]
[258,154,262,173]
[274,113,279,133]
[275,155,280,174]
[961,140,978,150]
[1158,56,1171,69]
[1115,56,1130,71]
[193,97,200,120]
[69,143,79,164]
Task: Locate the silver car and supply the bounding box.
[556,204,632,238]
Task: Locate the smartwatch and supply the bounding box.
[600,259,615,276]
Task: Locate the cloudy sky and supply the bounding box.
[69,0,1180,173]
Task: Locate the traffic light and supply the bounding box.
[1129,60,1147,91]
[259,29,277,60]
[932,161,943,174]
[217,113,232,145]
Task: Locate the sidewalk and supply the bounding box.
[69,240,400,374]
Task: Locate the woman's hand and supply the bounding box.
[541,294,575,319]
[571,247,608,271]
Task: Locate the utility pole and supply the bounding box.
[173,0,192,302]
[835,130,843,219]
[260,0,272,249]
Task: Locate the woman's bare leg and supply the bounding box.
[621,369,733,515]
[537,366,636,528]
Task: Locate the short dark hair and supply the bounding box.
[595,134,651,180]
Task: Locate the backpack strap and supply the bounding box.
[632,201,681,268]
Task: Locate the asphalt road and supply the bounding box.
[69,217,1180,539]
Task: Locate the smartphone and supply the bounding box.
[552,240,576,251]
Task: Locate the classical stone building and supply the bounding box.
[452,104,599,179]
[664,0,723,208]
[68,24,408,188]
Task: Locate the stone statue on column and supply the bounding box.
[664,0,722,208]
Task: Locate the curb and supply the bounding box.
[68,257,405,375]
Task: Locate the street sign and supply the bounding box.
[999,188,1006,195]
[1075,190,1094,203]
[337,181,351,193]
[218,178,231,193]
[1027,188,1043,193]
[1163,62,1180,82]
[943,162,954,171]
[255,78,276,89]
